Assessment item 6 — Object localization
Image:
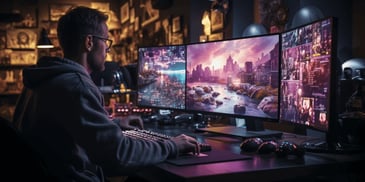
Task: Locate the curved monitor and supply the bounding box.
[186,34,280,121]
[279,17,336,132]
[137,45,186,110]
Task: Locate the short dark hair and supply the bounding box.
[57,6,108,57]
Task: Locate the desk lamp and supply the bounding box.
[36,28,54,49]
[341,58,365,80]
[290,5,324,29]
[241,23,268,37]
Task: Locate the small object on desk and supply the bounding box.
[257,141,279,154]
[174,113,194,123]
[240,137,263,152]
[301,141,326,149]
[300,141,330,153]
[149,114,173,125]
[300,141,363,154]
[276,141,305,158]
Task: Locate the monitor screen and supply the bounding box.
[280,17,335,132]
[186,34,280,120]
[137,45,186,110]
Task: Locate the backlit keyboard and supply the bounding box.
[122,129,212,152]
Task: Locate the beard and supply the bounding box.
[88,53,106,73]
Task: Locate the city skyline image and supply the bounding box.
[186,35,280,119]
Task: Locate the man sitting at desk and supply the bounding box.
[12,6,200,181]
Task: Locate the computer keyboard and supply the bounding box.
[122,129,212,152]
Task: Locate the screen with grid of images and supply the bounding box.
[280,17,335,132]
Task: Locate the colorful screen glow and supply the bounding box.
[137,45,186,110]
[186,34,280,119]
[280,18,334,131]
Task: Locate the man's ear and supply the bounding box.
[85,35,93,51]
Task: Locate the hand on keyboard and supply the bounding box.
[122,129,212,155]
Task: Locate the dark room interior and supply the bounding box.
[1,0,364,181]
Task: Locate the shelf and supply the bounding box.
[0,91,22,96]
[0,64,35,69]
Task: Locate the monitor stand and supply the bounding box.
[195,117,283,139]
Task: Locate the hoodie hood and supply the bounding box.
[23,56,89,89]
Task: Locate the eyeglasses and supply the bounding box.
[91,35,113,51]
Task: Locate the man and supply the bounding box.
[13,6,199,181]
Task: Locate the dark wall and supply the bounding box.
[189,0,211,43]
[1,0,361,66]
[231,0,255,38]
[230,0,355,69]
[189,0,255,41]
[352,0,365,58]
[288,0,353,64]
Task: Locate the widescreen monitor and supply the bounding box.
[186,34,280,121]
[279,17,336,133]
[137,45,186,110]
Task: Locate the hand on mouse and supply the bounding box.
[170,134,200,155]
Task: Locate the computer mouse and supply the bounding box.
[276,141,305,158]
[257,141,279,154]
[240,137,263,152]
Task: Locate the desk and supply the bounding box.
[136,123,365,182]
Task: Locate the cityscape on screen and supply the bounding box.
[186,35,280,119]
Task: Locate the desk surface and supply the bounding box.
[136,123,365,182]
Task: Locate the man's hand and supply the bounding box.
[116,115,144,130]
[170,134,200,155]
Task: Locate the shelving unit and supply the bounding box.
[0,64,34,121]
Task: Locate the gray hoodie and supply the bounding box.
[13,56,178,182]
